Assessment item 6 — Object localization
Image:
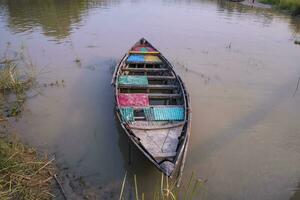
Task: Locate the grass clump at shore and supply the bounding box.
[0,49,37,118]
[0,137,55,199]
[259,0,300,15]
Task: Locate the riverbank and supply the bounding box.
[0,54,58,199]
[238,0,300,16]
[259,0,300,15]
[240,0,272,9]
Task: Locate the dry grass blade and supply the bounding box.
[119,173,206,200]
[0,138,55,200]
[32,157,55,176]
[183,172,194,200]
[119,171,127,200]
[53,174,67,200]
[134,174,139,200]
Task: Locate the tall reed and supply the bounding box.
[119,172,207,200]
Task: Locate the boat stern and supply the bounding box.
[160,161,175,177]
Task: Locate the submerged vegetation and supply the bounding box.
[0,46,37,118]
[259,0,300,15]
[119,172,207,200]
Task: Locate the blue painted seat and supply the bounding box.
[144,107,184,121]
[126,55,161,63]
[126,55,145,63]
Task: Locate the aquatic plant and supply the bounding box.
[0,48,37,117]
[119,172,207,200]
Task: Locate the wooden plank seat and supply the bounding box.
[144,107,184,121]
[129,121,185,130]
[129,51,160,54]
[147,76,176,80]
[118,75,148,85]
[119,107,134,122]
[118,93,181,108]
[122,68,168,72]
[119,105,184,122]
[126,55,162,64]
[118,75,175,83]
[132,46,156,52]
[118,93,149,107]
[152,152,177,159]
[118,84,178,90]
[148,94,182,99]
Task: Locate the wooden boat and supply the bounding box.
[112,38,191,177]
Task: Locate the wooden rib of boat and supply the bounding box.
[112,38,191,177]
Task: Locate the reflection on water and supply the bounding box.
[290,181,300,200]
[0,0,300,199]
[0,0,119,40]
[289,17,300,36]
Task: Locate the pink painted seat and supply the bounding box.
[118,93,149,107]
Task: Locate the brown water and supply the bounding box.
[1,0,300,199]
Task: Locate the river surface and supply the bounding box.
[1,0,300,199]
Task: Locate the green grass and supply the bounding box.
[259,0,300,15]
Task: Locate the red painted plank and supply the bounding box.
[118,94,149,107]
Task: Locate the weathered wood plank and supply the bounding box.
[131,125,183,161]
[149,94,181,99]
[153,152,176,159]
[118,84,178,90]
[129,121,185,130]
[147,76,176,80]
[122,68,168,72]
[129,51,160,55]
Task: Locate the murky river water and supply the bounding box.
[1,0,300,199]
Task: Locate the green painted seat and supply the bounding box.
[118,75,148,86]
[119,107,134,122]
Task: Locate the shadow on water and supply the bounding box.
[0,0,120,40]
[23,57,128,199]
